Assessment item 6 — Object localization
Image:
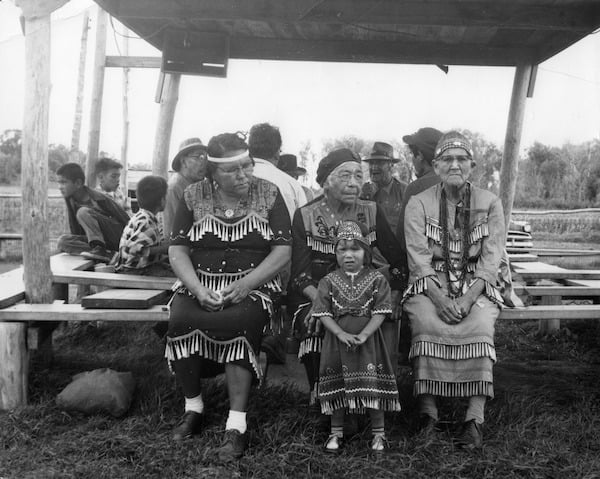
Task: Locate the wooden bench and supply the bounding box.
[52,269,176,290]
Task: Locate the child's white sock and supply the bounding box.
[184,394,204,414]
[225,410,247,433]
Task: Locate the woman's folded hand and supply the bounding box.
[222,279,251,305]
[195,286,223,312]
[433,295,463,324]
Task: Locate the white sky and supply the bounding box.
[1,0,599,187]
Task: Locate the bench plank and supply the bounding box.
[81,289,171,309]
[52,270,176,290]
[518,270,600,282]
[499,305,600,321]
[0,303,169,322]
[513,285,600,297]
[508,254,539,263]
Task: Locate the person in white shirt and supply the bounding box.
[248,123,307,364]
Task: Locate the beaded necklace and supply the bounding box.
[440,183,471,298]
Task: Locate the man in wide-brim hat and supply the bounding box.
[360,141,407,237]
[163,137,208,240]
[279,153,314,202]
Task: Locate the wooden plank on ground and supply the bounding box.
[52,270,176,290]
[499,305,600,321]
[511,261,567,273]
[0,303,169,322]
[565,279,600,288]
[81,289,171,309]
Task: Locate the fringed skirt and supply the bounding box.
[403,293,499,398]
[166,292,269,381]
[317,314,401,415]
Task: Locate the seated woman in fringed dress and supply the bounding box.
[289,148,406,404]
[166,132,292,461]
[403,131,505,449]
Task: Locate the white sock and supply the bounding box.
[225,410,247,433]
[184,394,204,414]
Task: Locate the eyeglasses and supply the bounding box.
[437,155,471,165]
[216,161,254,175]
[334,172,363,183]
[187,153,206,161]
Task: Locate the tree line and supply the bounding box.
[1,128,599,208]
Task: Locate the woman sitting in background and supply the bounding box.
[403,131,505,449]
[166,132,292,461]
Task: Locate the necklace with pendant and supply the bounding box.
[217,188,243,218]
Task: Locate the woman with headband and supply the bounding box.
[166,132,292,460]
[403,131,505,449]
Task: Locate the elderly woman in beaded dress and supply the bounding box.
[166,132,292,461]
[403,131,505,449]
[313,221,401,453]
[290,148,406,403]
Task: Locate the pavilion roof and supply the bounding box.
[95,0,600,67]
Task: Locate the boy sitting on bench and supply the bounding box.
[56,163,130,263]
[95,156,132,216]
[115,175,172,276]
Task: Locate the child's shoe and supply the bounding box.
[370,433,386,452]
[324,433,343,454]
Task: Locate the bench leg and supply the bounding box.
[538,295,561,335]
[0,322,28,410]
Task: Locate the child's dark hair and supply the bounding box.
[95,157,123,175]
[336,238,373,266]
[248,123,282,160]
[56,163,85,183]
[136,175,167,211]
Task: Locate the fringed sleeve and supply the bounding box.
[290,208,318,293]
[404,196,437,283]
[372,273,393,316]
[311,276,334,319]
[473,196,505,286]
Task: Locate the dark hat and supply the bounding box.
[171,137,207,172]
[363,142,399,163]
[278,154,307,176]
[402,127,444,163]
[316,148,361,186]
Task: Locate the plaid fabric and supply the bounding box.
[116,209,164,270]
[95,186,131,215]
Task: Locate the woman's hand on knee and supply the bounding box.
[434,297,463,324]
[222,279,251,305]
[336,331,359,349]
[194,286,224,312]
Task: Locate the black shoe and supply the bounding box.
[416,414,438,437]
[455,419,483,449]
[172,411,204,441]
[81,245,113,263]
[261,335,286,365]
[217,429,247,461]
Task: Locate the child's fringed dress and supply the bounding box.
[313,267,401,414]
[165,179,292,383]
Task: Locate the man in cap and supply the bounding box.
[278,153,314,202]
[360,141,407,237]
[163,138,208,240]
[397,127,444,248]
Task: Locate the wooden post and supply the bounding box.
[86,6,108,188]
[3,0,68,411]
[538,295,561,335]
[69,9,90,164]
[499,63,533,230]
[152,73,181,178]
[121,24,130,201]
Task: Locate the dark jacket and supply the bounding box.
[65,186,130,236]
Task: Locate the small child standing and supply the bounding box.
[312,221,401,453]
[115,175,172,276]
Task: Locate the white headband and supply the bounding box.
[207,150,250,163]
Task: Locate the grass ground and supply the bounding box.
[1,315,600,478]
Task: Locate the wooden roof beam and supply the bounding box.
[226,37,538,66]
